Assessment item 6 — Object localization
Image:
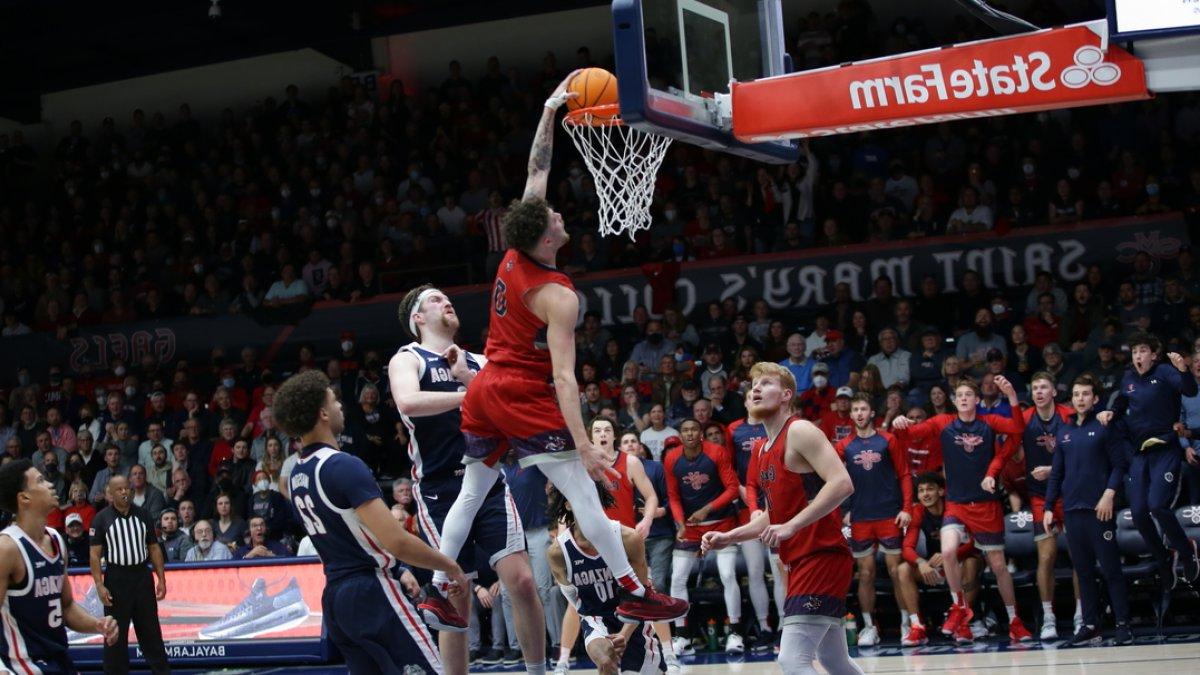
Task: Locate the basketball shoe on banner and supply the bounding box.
[65,585,105,644]
[199,577,311,639]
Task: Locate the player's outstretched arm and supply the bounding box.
[523,71,579,201]
[763,421,853,546]
[356,498,468,595]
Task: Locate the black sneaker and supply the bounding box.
[1068,624,1103,647]
[752,629,776,652]
[469,649,483,664]
[503,648,521,666]
[1182,539,1200,585]
[479,648,505,665]
[1115,624,1133,645]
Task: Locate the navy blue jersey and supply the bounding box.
[288,443,392,584]
[1046,412,1130,512]
[728,419,766,484]
[1112,362,1197,447]
[835,432,912,522]
[639,459,675,539]
[396,342,482,484]
[901,412,1023,504]
[0,525,72,673]
[1021,406,1070,497]
[556,523,620,617]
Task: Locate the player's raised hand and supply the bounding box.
[994,375,1015,397]
[545,70,582,110]
[700,530,728,555]
[891,415,912,431]
[1168,351,1188,372]
[1096,410,1114,426]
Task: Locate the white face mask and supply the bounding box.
[991,303,1006,315]
[124,386,136,398]
[222,377,236,389]
[812,375,828,389]
[114,366,126,377]
[254,480,270,493]
[341,340,353,352]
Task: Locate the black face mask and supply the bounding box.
[44,464,57,476]
[976,325,992,337]
[69,462,83,472]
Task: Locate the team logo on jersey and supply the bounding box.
[834,424,852,442]
[759,465,777,485]
[853,449,884,471]
[1103,529,1114,541]
[1165,472,1175,483]
[545,435,567,454]
[683,471,710,490]
[802,596,824,612]
[1127,384,1136,393]
[1036,433,1057,452]
[954,433,985,453]
[1062,433,1071,443]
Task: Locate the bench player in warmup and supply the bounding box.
[0,459,117,674]
[891,376,1033,644]
[894,473,983,646]
[418,70,688,658]
[663,419,743,654]
[834,393,912,647]
[1020,372,1082,640]
[274,371,469,673]
[1044,374,1133,647]
[548,484,664,675]
[725,399,777,649]
[702,363,862,675]
[392,284,544,675]
[1101,333,1200,601]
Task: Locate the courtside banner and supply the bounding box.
[67,558,332,667]
[732,24,1150,140]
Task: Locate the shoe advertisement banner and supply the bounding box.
[67,558,331,667]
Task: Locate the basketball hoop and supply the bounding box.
[562,104,672,240]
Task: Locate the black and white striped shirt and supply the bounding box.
[89,504,157,567]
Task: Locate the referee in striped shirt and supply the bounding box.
[90,474,170,674]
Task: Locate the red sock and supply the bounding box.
[617,574,646,596]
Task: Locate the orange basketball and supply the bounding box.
[566,68,619,122]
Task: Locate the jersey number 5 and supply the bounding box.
[493,279,508,316]
[293,494,328,536]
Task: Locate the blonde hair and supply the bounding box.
[748,362,797,393]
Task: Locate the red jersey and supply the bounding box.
[818,411,853,443]
[903,431,943,478]
[756,416,850,565]
[602,451,638,528]
[484,249,574,376]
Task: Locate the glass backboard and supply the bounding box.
[612,0,798,163]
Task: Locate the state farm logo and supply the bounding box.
[853,449,884,471]
[1061,46,1120,88]
[848,46,1121,111]
[683,470,709,490]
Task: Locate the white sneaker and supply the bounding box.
[1041,620,1058,640]
[553,660,570,675]
[666,654,683,675]
[970,620,989,639]
[724,632,745,654]
[671,636,695,656]
[856,625,879,647]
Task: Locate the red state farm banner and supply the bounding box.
[732,24,1150,141]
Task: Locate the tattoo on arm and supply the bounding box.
[523,109,556,200]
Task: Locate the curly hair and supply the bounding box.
[398,283,434,339]
[272,370,331,438]
[502,197,551,252]
[0,459,33,513]
[547,481,615,529]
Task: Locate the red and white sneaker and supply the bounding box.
[1008,616,1034,643]
[954,619,975,644]
[615,587,690,624]
[901,623,929,647]
[940,604,972,637]
[417,584,468,633]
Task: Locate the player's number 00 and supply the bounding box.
[293,494,328,536]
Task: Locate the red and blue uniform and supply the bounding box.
[726,418,766,525]
[756,416,852,623]
[835,431,912,557]
[896,411,1024,551]
[664,441,739,550]
[461,249,577,467]
[902,505,976,567]
[602,451,639,528]
[1021,404,1072,540]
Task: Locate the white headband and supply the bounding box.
[408,288,440,337]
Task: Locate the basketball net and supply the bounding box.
[562,104,672,240]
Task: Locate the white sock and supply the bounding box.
[759,617,771,632]
[526,662,546,675]
[430,462,499,587]
[900,610,910,626]
[911,612,923,628]
[558,646,571,662]
[1074,599,1083,619]
[861,612,873,628]
[1042,601,1054,618]
[1006,605,1017,621]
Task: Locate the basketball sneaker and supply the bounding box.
[724,632,744,654]
[671,635,695,656]
[953,619,974,645]
[940,603,972,637]
[417,583,468,632]
[856,625,879,647]
[901,623,928,647]
[1008,616,1034,643]
[615,587,689,624]
[1115,624,1133,645]
[199,577,311,639]
[1067,624,1102,647]
[552,659,570,675]
[1040,620,1058,641]
[1182,539,1200,585]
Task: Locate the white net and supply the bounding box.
[562,106,672,240]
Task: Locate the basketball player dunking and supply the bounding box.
[392,285,544,675]
[418,71,687,659]
[0,459,118,674]
[701,363,862,675]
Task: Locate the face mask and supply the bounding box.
[281,188,291,198]
[664,209,677,220]
[270,207,281,219]
[124,386,136,398]
[114,366,126,377]
[812,375,828,389]
[310,188,321,197]
[341,340,353,352]
[222,377,236,389]
[569,167,583,178]
[374,196,385,205]
[672,242,685,257]
[193,263,204,275]
[94,243,104,253]
[254,480,270,493]
[991,303,1006,315]
[69,462,83,472]
[1067,167,1080,179]
[1147,183,1160,196]
[1022,163,1035,176]
[646,333,663,345]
